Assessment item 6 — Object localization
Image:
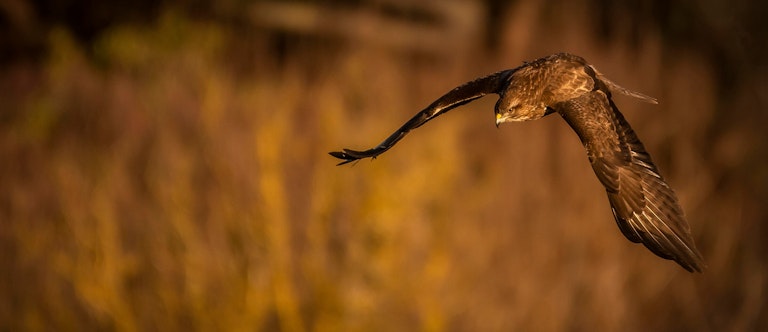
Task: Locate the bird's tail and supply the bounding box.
[591,66,658,104]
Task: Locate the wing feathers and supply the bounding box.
[557,90,705,272]
[329,70,513,164]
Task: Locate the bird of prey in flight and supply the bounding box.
[330,53,705,272]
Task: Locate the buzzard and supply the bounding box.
[330,53,705,272]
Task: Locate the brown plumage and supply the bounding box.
[330,53,705,272]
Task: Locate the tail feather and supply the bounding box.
[591,66,658,104]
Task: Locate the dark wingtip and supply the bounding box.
[680,253,707,273]
[330,147,383,165]
[328,151,347,159]
[679,260,706,273]
[329,150,360,166]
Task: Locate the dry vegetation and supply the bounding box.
[1,1,766,331]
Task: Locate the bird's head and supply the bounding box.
[494,94,548,127]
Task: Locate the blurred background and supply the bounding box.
[1,0,766,331]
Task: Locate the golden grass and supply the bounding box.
[1,4,766,332]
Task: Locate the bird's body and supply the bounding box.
[330,53,705,272]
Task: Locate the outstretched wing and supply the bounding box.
[556,90,705,272]
[329,70,513,165]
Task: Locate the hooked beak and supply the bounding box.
[495,113,503,128]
